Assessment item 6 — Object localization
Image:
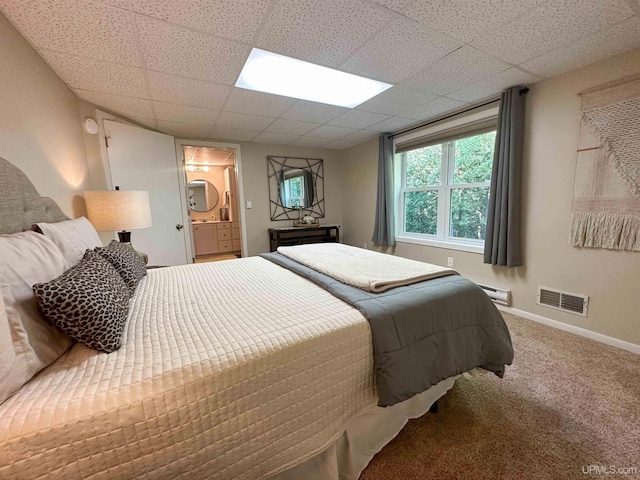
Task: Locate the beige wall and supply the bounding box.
[78,99,109,193]
[237,143,344,256]
[341,48,640,346]
[0,12,91,217]
[341,139,382,252]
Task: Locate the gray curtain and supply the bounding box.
[484,87,526,267]
[372,134,395,246]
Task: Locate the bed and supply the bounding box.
[0,157,513,479]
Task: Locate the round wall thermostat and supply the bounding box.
[83,118,99,135]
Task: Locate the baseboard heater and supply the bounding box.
[477,283,511,306]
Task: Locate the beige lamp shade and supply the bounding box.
[84,190,152,232]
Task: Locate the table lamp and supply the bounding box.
[84,188,152,243]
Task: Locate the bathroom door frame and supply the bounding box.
[174,139,248,260]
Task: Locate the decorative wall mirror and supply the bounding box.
[187,179,219,212]
[267,156,325,221]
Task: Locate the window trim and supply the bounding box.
[395,127,496,255]
[395,233,486,254]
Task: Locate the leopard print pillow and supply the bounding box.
[33,250,130,353]
[95,240,147,296]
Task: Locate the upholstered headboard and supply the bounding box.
[0,157,69,235]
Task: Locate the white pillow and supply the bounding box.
[0,294,16,393]
[0,231,73,405]
[37,216,103,267]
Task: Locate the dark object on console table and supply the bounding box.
[268,224,340,252]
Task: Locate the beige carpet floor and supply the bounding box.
[360,313,640,480]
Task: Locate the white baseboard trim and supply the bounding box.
[497,305,640,355]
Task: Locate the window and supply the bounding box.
[398,130,496,252]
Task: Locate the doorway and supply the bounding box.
[99,116,190,266]
[176,141,247,263]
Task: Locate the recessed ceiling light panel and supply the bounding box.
[235,48,392,108]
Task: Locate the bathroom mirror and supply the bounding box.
[267,156,324,221]
[187,179,219,212]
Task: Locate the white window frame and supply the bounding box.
[283,175,305,208]
[396,132,495,254]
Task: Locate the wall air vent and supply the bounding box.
[537,286,588,317]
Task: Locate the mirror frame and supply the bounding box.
[187,178,219,212]
[267,156,325,221]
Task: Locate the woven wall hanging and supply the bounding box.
[570,75,640,251]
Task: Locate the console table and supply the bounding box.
[268,224,340,252]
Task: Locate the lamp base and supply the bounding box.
[116,231,148,265]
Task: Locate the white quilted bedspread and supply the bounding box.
[0,258,375,479]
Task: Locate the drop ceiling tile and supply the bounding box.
[257,0,393,67]
[323,139,359,150]
[367,116,416,132]
[306,125,358,139]
[153,102,218,125]
[280,101,349,123]
[471,0,635,65]
[402,97,466,120]
[225,89,297,117]
[328,110,390,129]
[184,146,235,164]
[127,117,157,130]
[357,86,437,116]
[157,120,211,138]
[341,130,378,142]
[402,46,510,95]
[448,68,540,103]
[252,132,300,145]
[208,127,259,142]
[340,18,461,84]
[1,0,140,64]
[135,15,250,84]
[129,0,270,43]
[288,136,334,148]
[520,17,640,78]
[100,0,130,7]
[216,111,275,130]
[146,72,231,109]
[402,0,548,44]
[74,89,155,118]
[370,0,411,11]
[40,50,148,98]
[265,119,320,135]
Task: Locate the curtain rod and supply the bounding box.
[389,87,529,139]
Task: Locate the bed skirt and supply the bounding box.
[270,375,459,480]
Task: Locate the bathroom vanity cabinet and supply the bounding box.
[192,221,240,256]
